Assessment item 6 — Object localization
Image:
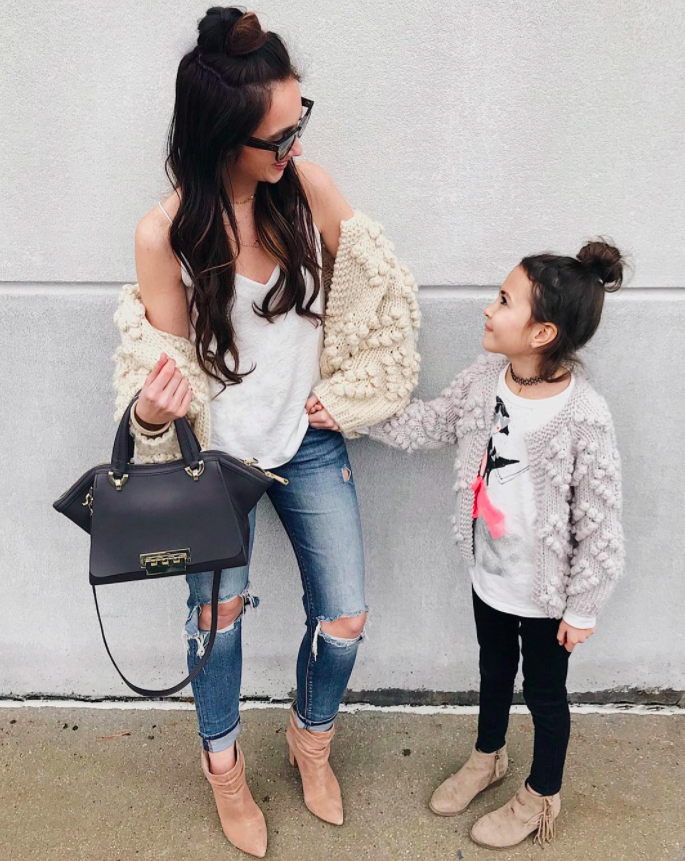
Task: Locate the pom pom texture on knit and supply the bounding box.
[368,352,625,621]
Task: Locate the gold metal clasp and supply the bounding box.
[241,458,289,486]
[82,488,94,515]
[140,548,191,576]
[184,460,205,481]
[108,471,129,491]
[264,470,289,486]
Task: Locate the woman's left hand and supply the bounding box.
[306,395,339,431]
[557,621,595,652]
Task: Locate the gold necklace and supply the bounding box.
[227,230,260,249]
[222,209,260,247]
[233,194,255,206]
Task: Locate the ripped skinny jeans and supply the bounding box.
[183,425,368,753]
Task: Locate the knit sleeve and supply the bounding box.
[111,283,210,464]
[564,407,625,619]
[366,363,474,453]
[312,212,421,434]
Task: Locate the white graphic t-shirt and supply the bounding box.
[469,364,595,629]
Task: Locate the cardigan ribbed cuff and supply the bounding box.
[313,380,409,438]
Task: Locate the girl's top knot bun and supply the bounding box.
[576,239,624,293]
[197,7,267,57]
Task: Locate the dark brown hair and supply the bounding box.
[520,238,624,383]
[164,6,322,393]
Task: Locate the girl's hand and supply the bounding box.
[135,352,193,426]
[557,621,595,653]
[305,394,339,431]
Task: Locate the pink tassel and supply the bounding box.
[472,474,506,539]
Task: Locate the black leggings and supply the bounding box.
[472,587,571,796]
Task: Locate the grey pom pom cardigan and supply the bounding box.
[369,352,625,621]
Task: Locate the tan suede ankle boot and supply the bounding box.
[470,780,561,849]
[430,743,508,816]
[201,743,267,857]
[285,706,343,825]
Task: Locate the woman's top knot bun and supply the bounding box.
[576,238,624,293]
[226,10,267,55]
[197,7,267,57]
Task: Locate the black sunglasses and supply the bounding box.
[245,97,314,162]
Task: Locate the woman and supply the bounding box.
[112,7,420,856]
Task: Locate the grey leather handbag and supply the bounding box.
[53,391,283,697]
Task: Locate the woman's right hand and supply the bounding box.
[134,352,193,427]
[305,394,339,432]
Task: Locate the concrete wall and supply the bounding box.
[2,0,684,702]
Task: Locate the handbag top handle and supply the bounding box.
[110,391,203,480]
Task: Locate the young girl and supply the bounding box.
[310,239,626,848]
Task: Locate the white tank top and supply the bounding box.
[157,200,324,469]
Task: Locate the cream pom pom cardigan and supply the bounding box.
[112,210,421,463]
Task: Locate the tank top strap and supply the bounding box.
[157,199,192,288]
[157,200,173,224]
[315,225,323,261]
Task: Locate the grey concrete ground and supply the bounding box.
[2,706,683,861]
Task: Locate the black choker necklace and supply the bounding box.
[509,364,544,386]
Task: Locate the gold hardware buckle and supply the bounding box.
[241,458,289,486]
[184,460,205,481]
[108,471,129,491]
[140,548,191,576]
[265,469,289,486]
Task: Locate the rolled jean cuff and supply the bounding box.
[294,708,335,733]
[201,719,241,753]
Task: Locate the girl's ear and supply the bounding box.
[531,321,558,350]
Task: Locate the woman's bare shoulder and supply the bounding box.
[295,161,353,255]
[133,191,189,337]
[136,189,181,241]
[296,161,339,210]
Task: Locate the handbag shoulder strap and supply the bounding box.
[91,570,221,698]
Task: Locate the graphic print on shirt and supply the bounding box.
[471,396,530,569]
[482,397,522,483]
[469,368,576,611]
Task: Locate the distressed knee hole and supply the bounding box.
[321,612,367,641]
[342,466,352,483]
[199,595,243,633]
[312,612,368,660]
